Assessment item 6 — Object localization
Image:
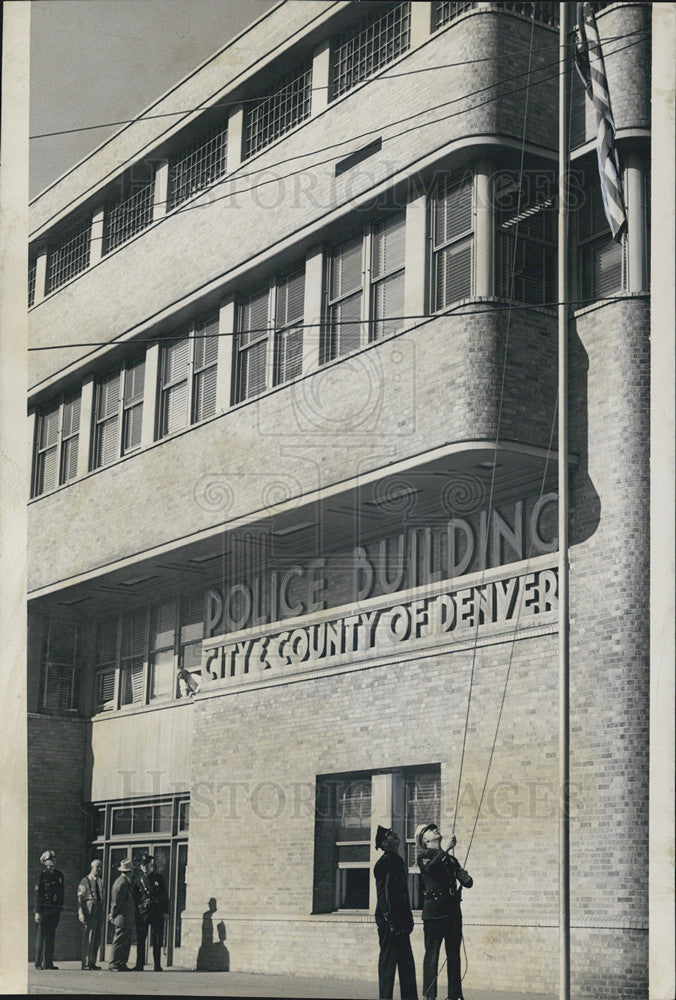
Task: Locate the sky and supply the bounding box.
[29,0,278,198]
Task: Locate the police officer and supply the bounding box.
[416,824,473,1000]
[34,850,64,970]
[133,853,169,972]
[373,825,418,1000]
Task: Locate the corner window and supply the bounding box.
[93,356,145,469]
[323,212,406,363]
[159,312,219,437]
[431,173,474,310]
[32,392,81,497]
[495,173,556,305]
[235,264,305,403]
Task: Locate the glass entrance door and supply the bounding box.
[169,842,189,966]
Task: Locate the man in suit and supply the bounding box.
[416,823,473,1000]
[373,825,418,1000]
[77,858,104,970]
[133,853,169,972]
[34,850,64,970]
[108,858,136,971]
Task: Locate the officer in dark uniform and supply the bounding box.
[416,824,473,1000]
[373,825,418,1000]
[34,850,64,970]
[133,853,169,972]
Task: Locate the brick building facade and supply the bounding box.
[27,3,654,996]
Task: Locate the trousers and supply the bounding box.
[422,908,463,1000]
[109,923,132,969]
[377,922,418,1000]
[135,917,164,969]
[81,913,103,968]
[35,909,60,968]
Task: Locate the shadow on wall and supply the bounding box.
[196,898,229,972]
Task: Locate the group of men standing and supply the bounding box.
[373,822,473,1000]
[33,850,169,973]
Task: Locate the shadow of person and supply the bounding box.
[196,899,229,971]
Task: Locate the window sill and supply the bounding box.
[90,696,194,722]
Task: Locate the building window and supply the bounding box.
[159,312,219,437]
[103,165,155,254]
[28,258,37,307]
[244,63,313,159]
[32,392,81,498]
[431,173,474,310]
[168,125,228,210]
[92,356,145,469]
[323,212,406,363]
[235,264,305,403]
[577,174,624,301]
[40,619,80,714]
[45,222,91,294]
[313,765,440,913]
[331,2,411,100]
[93,595,204,714]
[495,174,556,305]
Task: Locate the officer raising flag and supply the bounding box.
[574,1,627,240]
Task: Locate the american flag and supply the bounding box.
[574,2,627,241]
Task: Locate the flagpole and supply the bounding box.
[558,5,571,1000]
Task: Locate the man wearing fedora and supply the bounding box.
[373,825,418,1000]
[415,824,473,1000]
[108,858,136,971]
[33,850,64,970]
[133,853,169,972]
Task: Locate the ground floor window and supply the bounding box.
[87,794,189,967]
[312,764,440,913]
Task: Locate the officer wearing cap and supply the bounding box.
[373,825,418,1000]
[34,850,64,970]
[108,858,136,971]
[416,824,473,1000]
[133,853,169,972]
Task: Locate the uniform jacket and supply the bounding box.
[34,867,64,913]
[133,870,169,923]
[109,873,136,927]
[77,873,104,923]
[374,850,414,935]
[417,848,473,920]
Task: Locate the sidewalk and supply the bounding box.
[25,962,556,998]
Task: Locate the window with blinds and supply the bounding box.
[179,593,204,697]
[93,356,145,470]
[40,620,79,714]
[496,177,556,305]
[149,600,177,702]
[578,176,624,301]
[432,173,474,309]
[95,617,118,712]
[324,212,406,363]
[32,392,81,498]
[159,311,219,437]
[120,609,146,707]
[235,263,306,403]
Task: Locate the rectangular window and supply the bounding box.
[28,258,37,307]
[32,392,81,498]
[159,312,219,437]
[244,63,313,159]
[120,609,146,707]
[432,173,474,310]
[331,2,411,100]
[235,264,306,403]
[324,212,406,363]
[149,599,177,703]
[95,616,118,713]
[93,356,145,469]
[405,769,441,908]
[103,178,155,254]
[46,222,91,294]
[496,177,556,305]
[578,175,624,300]
[336,777,372,910]
[40,619,79,714]
[168,124,228,210]
[433,2,475,31]
[179,593,204,696]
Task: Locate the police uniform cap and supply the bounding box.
[415,823,439,850]
[139,853,154,865]
[375,825,392,850]
[40,850,55,863]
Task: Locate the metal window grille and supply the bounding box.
[168,125,228,210]
[331,2,411,100]
[274,266,305,386]
[46,224,91,293]
[432,173,474,310]
[244,64,313,159]
[432,2,476,31]
[491,2,559,27]
[496,182,557,304]
[28,258,37,307]
[103,180,155,254]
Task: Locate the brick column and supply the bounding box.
[475,158,494,298]
[302,246,324,373]
[410,1,432,47]
[77,377,95,477]
[153,160,170,221]
[217,298,236,410]
[311,39,331,115]
[227,106,245,173]
[140,343,160,448]
[404,192,428,319]
[624,151,647,293]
